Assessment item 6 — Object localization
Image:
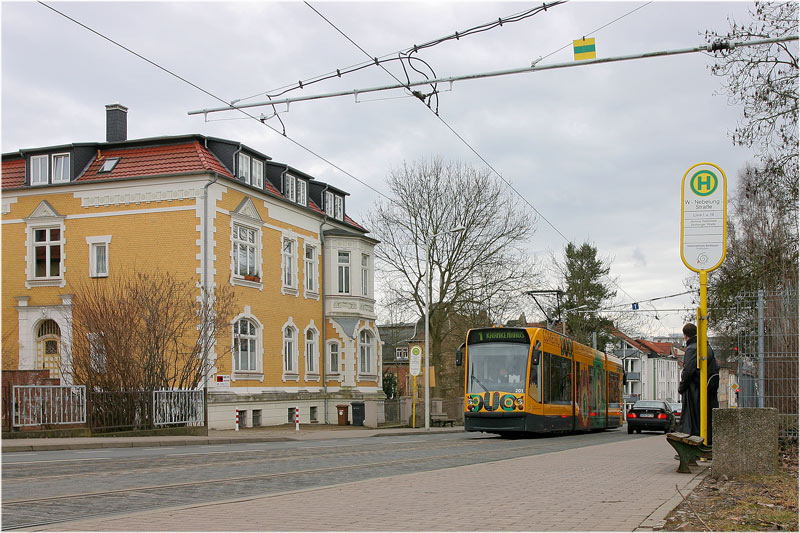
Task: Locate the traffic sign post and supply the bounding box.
[409,346,422,429]
[681,162,727,445]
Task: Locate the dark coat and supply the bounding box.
[678,336,720,443]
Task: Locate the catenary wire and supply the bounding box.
[304,0,656,307]
[234,1,567,105]
[36,1,395,205]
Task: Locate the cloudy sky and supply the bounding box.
[2,1,763,337]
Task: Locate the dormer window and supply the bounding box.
[30,155,49,185]
[237,153,251,184]
[252,160,264,188]
[98,157,120,173]
[30,153,70,185]
[52,154,70,182]
[334,195,343,221]
[283,173,307,206]
[284,173,295,201]
[297,179,307,207]
[324,191,334,217]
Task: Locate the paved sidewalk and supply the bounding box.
[25,434,708,532]
[1,425,461,452]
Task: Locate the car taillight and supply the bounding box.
[657,413,667,419]
[627,412,637,419]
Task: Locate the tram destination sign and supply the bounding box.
[680,162,727,273]
[468,328,529,345]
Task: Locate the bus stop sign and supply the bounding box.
[681,162,727,273]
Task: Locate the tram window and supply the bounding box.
[543,352,571,404]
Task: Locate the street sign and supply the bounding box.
[680,162,727,273]
[573,38,596,60]
[216,375,231,387]
[409,346,422,377]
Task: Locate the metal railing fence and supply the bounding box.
[736,288,799,438]
[12,385,87,427]
[153,389,204,427]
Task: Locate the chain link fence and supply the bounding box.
[735,288,798,439]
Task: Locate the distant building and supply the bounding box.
[610,330,681,411]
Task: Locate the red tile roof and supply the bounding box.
[1,158,25,188]
[345,214,366,231]
[79,141,233,181]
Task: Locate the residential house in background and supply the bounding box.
[1,104,382,429]
[610,330,681,412]
[378,322,417,398]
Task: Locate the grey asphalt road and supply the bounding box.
[2,430,635,530]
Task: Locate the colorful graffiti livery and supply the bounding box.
[461,327,624,436]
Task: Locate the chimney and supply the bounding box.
[105,103,128,142]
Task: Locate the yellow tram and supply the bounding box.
[457,326,624,435]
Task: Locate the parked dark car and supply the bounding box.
[668,402,682,424]
[626,400,676,434]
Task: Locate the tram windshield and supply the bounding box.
[467,342,530,394]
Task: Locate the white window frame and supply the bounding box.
[324,191,334,217]
[337,251,350,294]
[327,341,341,376]
[86,235,112,278]
[238,153,251,184]
[51,153,70,183]
[359,329,375,377]
[231,310,263,380]
[281,236,298,295]
[230,216,263,289]
[30,155,49,185]
[282,320,299,381]
[396,346,409,361]
[304,243,319,298]
[31,226,64,280]
[361,253,369,297]
[297,179,307,207]
[284,174,296,203]
[334,195,344,221]
[304,324,320,380]
[252,159,264,189]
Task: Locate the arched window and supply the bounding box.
[234,318,257,371]
[36,319,61,378]
[284,326,296,373]
[305,329,317,374]
[359,330,373,374]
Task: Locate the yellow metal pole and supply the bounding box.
[699,270,709,445]
[412,375,417,428]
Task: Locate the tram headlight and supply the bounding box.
[517,397,524,409]
[467,397,474,406]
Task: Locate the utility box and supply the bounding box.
[336,404,349,426]
[352,401,365,426]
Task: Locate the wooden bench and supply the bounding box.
[430,414,456,427]
[666,432,712,473]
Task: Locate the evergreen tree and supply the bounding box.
[557,242,617,348]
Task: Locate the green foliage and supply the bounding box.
[382,371,398,399]
[559,241,617,348]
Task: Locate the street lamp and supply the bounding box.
[424,225,465,431]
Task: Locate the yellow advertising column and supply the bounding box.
[681,162,727,445]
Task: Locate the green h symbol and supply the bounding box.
[691,170,717,196]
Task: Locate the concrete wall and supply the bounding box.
[713,407,779,478]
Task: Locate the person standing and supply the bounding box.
[678,323,720,444]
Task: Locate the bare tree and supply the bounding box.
[368,157,539,397]
[705,2,798,201]
[65,271,235,391]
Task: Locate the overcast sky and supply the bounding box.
[2,1,763,338]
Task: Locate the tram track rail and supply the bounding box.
[2,439,563,530]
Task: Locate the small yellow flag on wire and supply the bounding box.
[573,38,596,61]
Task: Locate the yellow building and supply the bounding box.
[2,104,383,428]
